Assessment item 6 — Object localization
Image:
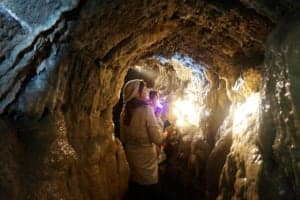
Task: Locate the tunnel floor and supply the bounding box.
[123,160,206,200]
[159,163,206,199]
[119,129,208,200]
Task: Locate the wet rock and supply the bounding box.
[0,0,299,199]
[261,11,300,199]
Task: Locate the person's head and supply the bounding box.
[138,81,148,100]
[149,90,159,101]
[123,79,148,103]
[122,79,148,126]
[148,90,159,107]
[149,90,165,118]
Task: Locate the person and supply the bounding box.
[120,79,168,200]
[148,90,168,164]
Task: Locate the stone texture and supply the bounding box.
[0,1,129,199]
[0,6,27,67]
[240,0,300,22]
[0,0,299,199]
[260,12,300,199]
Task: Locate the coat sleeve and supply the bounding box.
[145,106,165,145]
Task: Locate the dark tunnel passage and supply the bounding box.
[112,56,222,199]
[0,0,300,200]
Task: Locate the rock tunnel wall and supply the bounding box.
[0,0,300,199]
[259,12,300,199]
[0,1,130,199]
[216,13,300,200]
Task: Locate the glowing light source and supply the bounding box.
[134,65,142,72]
[153,53,210,129]
[233,93,260,133]
[172,97,201,127]
[232,76,245,91]
[132,65,156,79]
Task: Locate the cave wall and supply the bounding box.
[216,13,300,200]
[0,1,130,199]
[0,0,300,199]
[259,12,300,199]
[216,69,261,199]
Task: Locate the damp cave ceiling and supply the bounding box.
[70,0,286,79]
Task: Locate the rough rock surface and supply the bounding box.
[0,1,129,199]
[260,12,300,199]
[0,0,300,199]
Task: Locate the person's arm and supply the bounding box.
[145,106,167,145]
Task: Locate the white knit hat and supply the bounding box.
[123,79,143,103]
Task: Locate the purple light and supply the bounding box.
[155,98,168,115]
[157,102,163,109]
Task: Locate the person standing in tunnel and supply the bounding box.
[120,79,168,200]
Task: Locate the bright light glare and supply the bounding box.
[134,65,143,72]
[232,76,244,91]
[172,97,200,127]
[233,93,260,133]
[153,53,210,129]
[133,65,156,78]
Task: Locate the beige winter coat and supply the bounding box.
[120,104,165,185]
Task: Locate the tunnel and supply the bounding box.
[0,0,300,199]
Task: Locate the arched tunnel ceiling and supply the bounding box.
[1,0,299,113]
[71,0,276,76]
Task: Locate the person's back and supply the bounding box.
[122,104,163,145]
[120,80,169,200]
[121,103,165,184]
